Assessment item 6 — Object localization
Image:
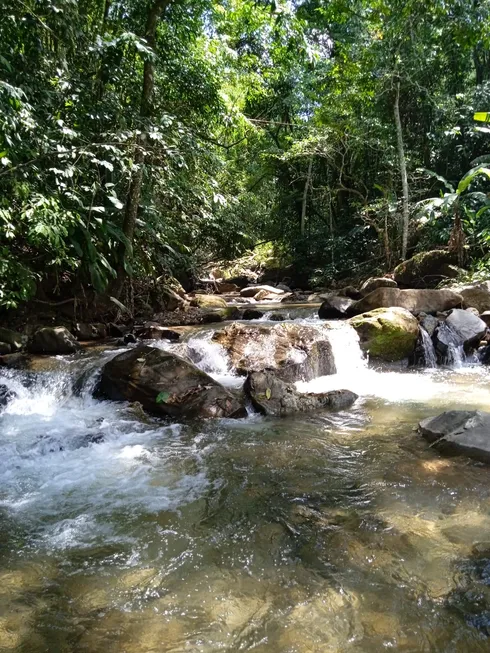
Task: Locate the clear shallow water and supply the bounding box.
[2,325,490,651]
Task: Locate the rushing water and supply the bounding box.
[2,319,490,651]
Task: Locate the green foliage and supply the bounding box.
[2,0,490,310]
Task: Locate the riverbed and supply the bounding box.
[1,315,490,651]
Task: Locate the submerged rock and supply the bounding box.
[213,322,336,381]
[28,326,80,355]
[242,308,264,320]
[244,370,357,416]
[349,287,463,315]
[360,277,397,296]
[0,383,15,409]
[419,410,490,462]
[349,307,419,361]
[318,296,354,319]
[433,308,487,356]
[0,342,11,355]
[96,346,246,419]
[393,249,457,288]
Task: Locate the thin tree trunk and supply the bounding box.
[112,0,170,297]
[300,158,313,237]
[394,80,409,260]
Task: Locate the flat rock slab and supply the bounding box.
[419,410,490,462]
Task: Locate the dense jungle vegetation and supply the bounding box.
[1,0,490,312]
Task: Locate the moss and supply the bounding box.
[349,307,418,361]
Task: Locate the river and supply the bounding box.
[1,312,490,651]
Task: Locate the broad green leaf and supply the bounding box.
[156,391,170,404]
[265,388,272,399]
[474,113,490,123]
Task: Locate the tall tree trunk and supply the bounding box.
[112,0,170,297]
[300,158,313,237]
[394,80,409,260]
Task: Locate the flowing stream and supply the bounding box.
[2,316,490,651]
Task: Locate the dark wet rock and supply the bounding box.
[244,370,357,417]
[419,410,490,462]
[318,296,355,319]
[269,313,289,321]
[108,323,126,337]
[0,383,15,409]
[242,308,264,320]
[481,311,490,327]
[0,327,24,352]
[96,345,246,419]
[74,322,107,341]
[360,277,397,296]
[123,333,137,344]
[434,309,487,356]
[480,344,490,365]
[135,324,180,341]
[227,275,254,289]
[338,285,362,300]
[28,326,80,355]
[348,287,463,316]
[200,311,223,324]
[0,342,11,355]
[393,249,457,288]
[349,307,419,361]
[213,322,336,381]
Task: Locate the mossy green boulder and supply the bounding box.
[393,250,457,288]
[349,307,419,361]
[191,294,228,310]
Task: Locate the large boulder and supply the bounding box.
[360,277,397,297]
[450,281,490,313]
[419,411,490,462]
[349,307,419,361]
[191,294,227,310]
[240,285,284,298]
[0,328,24,352]
[212,323,336,381]
[28,326,80,355]
[244,370,358,417]
[393,250,457,288]
[348,287,463,316]
[433,308,487,356]
[318,296,355,319]
[96,346,245,419]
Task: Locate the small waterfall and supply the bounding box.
[326,322,367,375]
[420,327,437,368]
[445,343,465,368]
[187,332,231,376]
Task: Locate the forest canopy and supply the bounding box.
[1,0,490,310]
